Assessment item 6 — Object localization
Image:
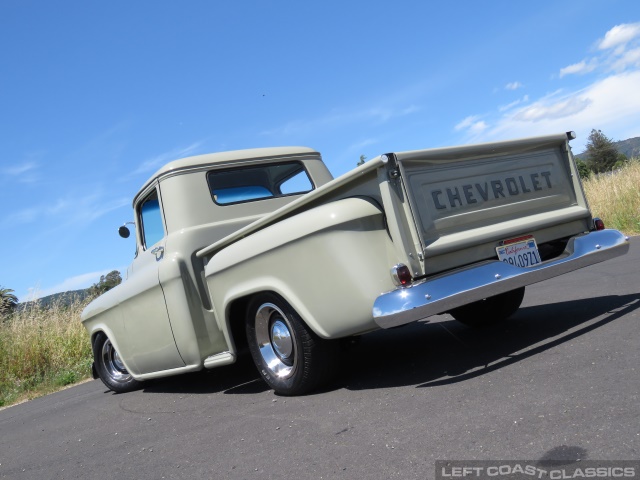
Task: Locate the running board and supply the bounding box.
[204,351,236,369]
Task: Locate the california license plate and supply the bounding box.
[496,235,542,268]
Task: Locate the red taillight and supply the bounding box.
[594,218,605,231]
[391,264,412,286]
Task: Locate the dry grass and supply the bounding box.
[0,296,93,407]
[582,159,640,236]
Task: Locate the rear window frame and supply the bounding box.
[206,161,315,206]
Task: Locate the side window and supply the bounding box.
[139,190,164,248]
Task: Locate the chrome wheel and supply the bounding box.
[246,293,340,395]
[101,338,132,384]
[93,332,141,393]
[255,303,295,378]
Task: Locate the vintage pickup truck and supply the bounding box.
[81,132,630,395]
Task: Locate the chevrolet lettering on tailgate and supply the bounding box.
[431,171,553,210]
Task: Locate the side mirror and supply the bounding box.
[118,226,131,238]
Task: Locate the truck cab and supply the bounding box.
[82,147,333,391]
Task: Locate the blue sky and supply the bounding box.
[2,1,640,301]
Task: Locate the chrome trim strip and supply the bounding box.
[373,229,630,329]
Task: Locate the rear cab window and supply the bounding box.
[207,162,313,205]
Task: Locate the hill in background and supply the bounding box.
[613,136,640,159]
[575,136,640,160]
[18,289,92,310]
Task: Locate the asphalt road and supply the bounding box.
[1,238,638,480]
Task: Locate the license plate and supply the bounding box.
[496,235,542,268]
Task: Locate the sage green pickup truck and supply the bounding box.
[81,132,630,395]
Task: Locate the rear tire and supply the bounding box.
[93,332,142,393]
[246,293,338,395]
[450,287,525,327]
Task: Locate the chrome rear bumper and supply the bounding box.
[373,229,630,329]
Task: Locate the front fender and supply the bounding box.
[81,286,141,376]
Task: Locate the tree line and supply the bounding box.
[576,129,631,179]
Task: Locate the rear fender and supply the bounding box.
[205,197,398,339]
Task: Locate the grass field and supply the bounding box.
[582,159,640,235]
[0,296,93,408]
[1,159,638,409]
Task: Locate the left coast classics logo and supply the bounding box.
[435,461,639,480]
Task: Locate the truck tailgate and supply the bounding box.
[395,133,591,275]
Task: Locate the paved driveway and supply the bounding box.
[1,238,637,480]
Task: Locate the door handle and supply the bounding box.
[150,246,164,260]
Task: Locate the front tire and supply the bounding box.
[246,293,337,395]
[93,332,142,393]
[450,287,525,327]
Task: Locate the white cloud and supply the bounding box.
[46,199,70,215]
[364,105,420,123]
[365,108,396,123]
[505,82,523,91]
[499,95,529,112]
[455,115,488,134]
[3,192,130,227]
[556,24,640,79]
[1,153,44,184]
[474,71,640,151]
[456,24,640,150]
[70,195,131,225]
[129,141,205,177]
[597,22,640,50]
[6,207,39,224]
[347,138,379,151]
[610,46,640,71]
[2,161,37,176]
[455,115,479,131]
[559,59,597,77]
[471,121,488,134]
[261,104,420,137]
[513,96,592,122]
[400,105,421,115]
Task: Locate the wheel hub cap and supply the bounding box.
[270,320,293,360]
[102,339,132,384]
[112,349,126,372]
